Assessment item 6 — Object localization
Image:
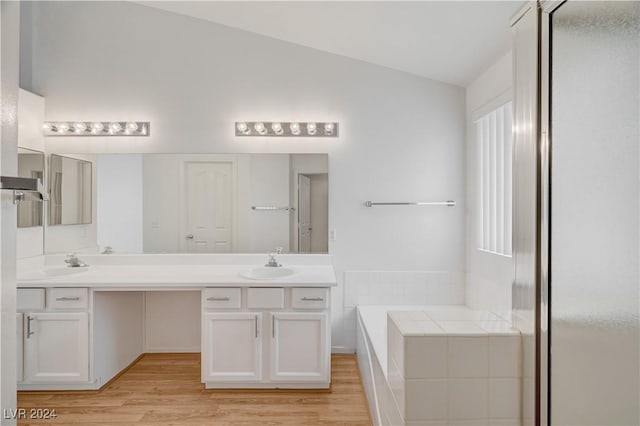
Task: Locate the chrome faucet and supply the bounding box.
[265,247,284,268]
[65,253,88,268]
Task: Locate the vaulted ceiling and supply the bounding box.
[137,1,522,87]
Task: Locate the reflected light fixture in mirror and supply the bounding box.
[43,121,150,136]
[235,121,338,137]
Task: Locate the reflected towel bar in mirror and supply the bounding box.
[364,200,456,207]
[251,206,296,211]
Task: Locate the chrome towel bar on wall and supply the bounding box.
[364,200,456,207]
[251,206,296,211]
[0,176,48,203]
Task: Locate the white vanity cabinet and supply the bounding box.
[17,288,90,387]
[270,312,329,382]
[201,286,331,389]
[24,312,89,383]
[202,312,262,382]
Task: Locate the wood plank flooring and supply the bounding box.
[17,353,372,425]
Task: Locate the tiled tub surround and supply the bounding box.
[357,305,521,426]
[344,271,465,352]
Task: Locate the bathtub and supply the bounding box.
[356,305,521,426]
[356,305,454,425]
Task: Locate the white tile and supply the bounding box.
[405,336,448,379]
[448,379,489,420]
[395,320,426,336]
[410,311,431,321]
[448,337,489,378]
[426,310,502,321]
[489,336,521,378]
[395,320,445,337]
[389,311,417,322]
[405,379,448,421]
[388,355,406,416]
[478,321,520,336]
[489,379,520,419]
[388,318,405,374]
[438,321,488,336]
[416,321,446,335]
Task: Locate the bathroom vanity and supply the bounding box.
[16,255,336,391]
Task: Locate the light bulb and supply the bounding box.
[271,122,283,135]
[125,122,138,133]
[108,122,122,134]
[254,122,266,135]
[324,123,335,135]
[236,122,249,134]
[90,122,104,133]
[307,123,317,135]
[42,123,53,133]
[73,122,87,133]
[57,122,70,133]
[290,122,300,135]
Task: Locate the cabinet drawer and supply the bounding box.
[17,289,45,311]
[291,288,329,309]
[247,288,284,309]
[47,288,88,310]
[202,288,241,309]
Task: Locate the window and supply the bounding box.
[475,101,513,256]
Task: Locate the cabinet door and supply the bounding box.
[24,312,89,383]
[270,312,329,382]
[202,312,262,382]
[17,313,23,382]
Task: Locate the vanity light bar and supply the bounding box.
[43,121,150,137]
[235,122,339,137]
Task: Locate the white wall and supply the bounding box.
[22,1,467,351]
[97,155,143,253]
[465,51,513,316]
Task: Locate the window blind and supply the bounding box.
[476,101,513,256]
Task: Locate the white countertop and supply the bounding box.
[17,255,337,289]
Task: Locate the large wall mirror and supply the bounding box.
[17,148,45,228]
[64,153,328,254]
[49,154,93,226]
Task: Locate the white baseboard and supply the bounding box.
[331,346,355,354]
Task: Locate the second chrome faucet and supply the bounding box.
[265,247,284,267]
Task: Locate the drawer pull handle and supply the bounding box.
[255,315,258,338]
[56,297,81,301]
[27,316,35,339]
[301,297,324,302]
[207,297,230,301]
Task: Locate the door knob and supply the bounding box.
[185,234,194,239]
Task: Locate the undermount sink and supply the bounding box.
[240,267,295,280]
[18,266,89,282]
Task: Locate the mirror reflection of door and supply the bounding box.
[297,173,328,253]
[184,162,233,253]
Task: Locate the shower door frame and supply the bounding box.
[538,1,564,425]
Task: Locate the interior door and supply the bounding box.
[298,174,311,253]
[549,2,639,425]
[184,162,233,253]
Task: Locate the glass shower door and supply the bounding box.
[550,2,639,424]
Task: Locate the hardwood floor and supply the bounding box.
[17,354,372,425]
